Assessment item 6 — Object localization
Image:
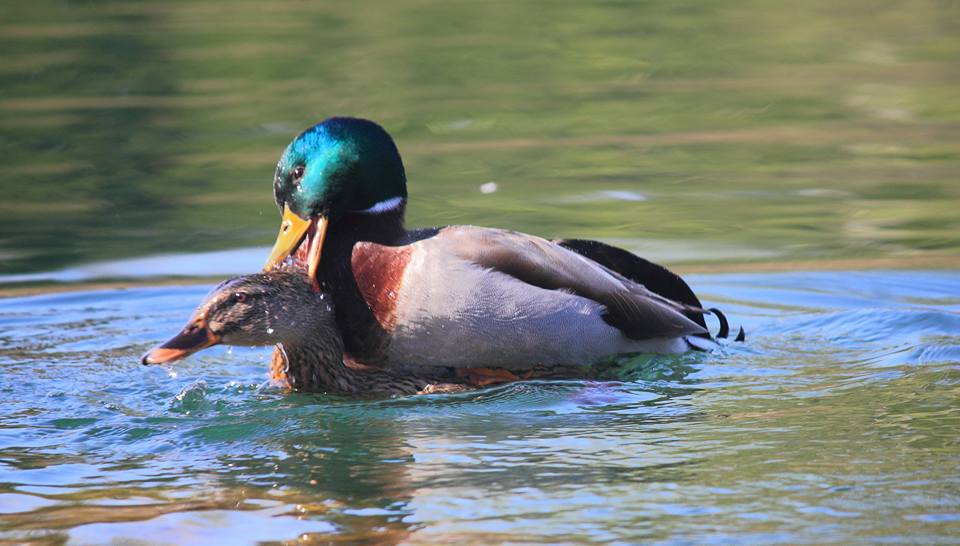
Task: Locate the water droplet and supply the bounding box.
[267,327,275,334]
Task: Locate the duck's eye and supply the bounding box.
[233,292,248,304]
[291,165,305,184]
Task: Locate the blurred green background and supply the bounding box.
[1,0,958,275]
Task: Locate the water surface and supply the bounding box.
[1,270,958,544]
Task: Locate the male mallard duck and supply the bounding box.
[259,118,734,379]
[141,271,475,394]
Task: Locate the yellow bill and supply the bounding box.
[263,204,313,271]
[263,204,327,292]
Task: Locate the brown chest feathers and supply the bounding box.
[350,243,412,333]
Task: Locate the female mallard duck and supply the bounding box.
[173,117,736,382]
[141,271,476,394]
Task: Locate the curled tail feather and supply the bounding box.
[708,307,746,342]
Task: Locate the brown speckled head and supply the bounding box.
[142,271,340,365]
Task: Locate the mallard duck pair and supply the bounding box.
[143,117,740,394]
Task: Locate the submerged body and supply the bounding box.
[139,271,712,394]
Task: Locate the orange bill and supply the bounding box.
[141,318,221,365]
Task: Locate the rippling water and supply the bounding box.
[1,270,957,544]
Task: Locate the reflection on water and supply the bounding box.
[1,0,959,276]
[0,247,269,285]
[0,270,958,543]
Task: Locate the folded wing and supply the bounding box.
[440,226,708,340]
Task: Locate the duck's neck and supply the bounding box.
[331,202,408,247]
[319,204,408,361]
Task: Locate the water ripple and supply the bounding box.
[0,270,958,543]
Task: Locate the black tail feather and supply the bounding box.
[709,308,730,339]
[556,238,708,331]
[556,238,746,344]
[708,308,746,342]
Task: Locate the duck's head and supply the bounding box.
[264,117,407,286]
[141,271,339,365]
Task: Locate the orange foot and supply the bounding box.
[268,345,292,389]
[456,367,520,386]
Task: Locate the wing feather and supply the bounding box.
[439,226,708,339]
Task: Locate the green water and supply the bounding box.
[1,0,959,275]
[1,1,959,544]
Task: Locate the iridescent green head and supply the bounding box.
[264,117,408,283]
[273,117,407,221]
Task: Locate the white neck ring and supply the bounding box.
[355,196,404,214]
